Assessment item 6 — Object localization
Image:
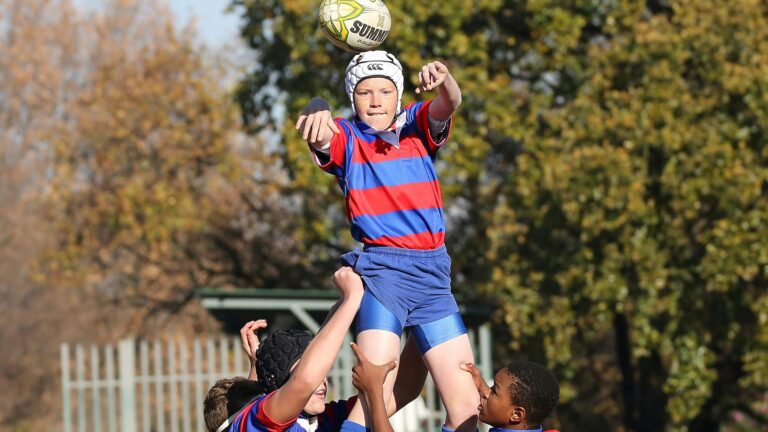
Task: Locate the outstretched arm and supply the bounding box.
[415,61,461,122]
[264,267,364,423]
[352,342,397,432]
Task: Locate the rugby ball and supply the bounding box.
[319,0,391,53]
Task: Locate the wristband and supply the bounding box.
[314,141,331,155]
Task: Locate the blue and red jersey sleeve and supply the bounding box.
[406,100,453,155]
[308,118,349,175]
[229,392,298,432]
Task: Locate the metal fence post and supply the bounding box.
[479,323,492,380]
[91,345,102,432]
[479,324,492,432]
[119,338,137,432]
[76,345,86,432]
[61,344,72,432]
[341,333,353,397]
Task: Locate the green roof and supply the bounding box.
[195,287,493,317]
[195,287,340,299]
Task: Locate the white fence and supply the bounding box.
[61,327,492,432]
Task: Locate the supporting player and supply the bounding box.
[461,362,560,432]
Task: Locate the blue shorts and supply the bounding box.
[341,245,466,352]
[357,291,467,354]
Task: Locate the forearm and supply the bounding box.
[430,73,461,121]
[265,295,361,421]
[248,364,257,381]
[290,296,361,388]
[320,299,343,327]
[367,388,394,432]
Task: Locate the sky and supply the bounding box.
[73,1,244,48]
[167,0,242,47]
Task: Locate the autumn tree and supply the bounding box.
[0,0,84,426]
[232,0,768,430]
[44,0,328,337]
[46,0,238,333]
[1,0,319,429]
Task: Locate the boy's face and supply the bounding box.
[303,378,328,415]
[478,369,522,427]
[353,77,398,130]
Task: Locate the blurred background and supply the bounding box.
[1,0,767,431]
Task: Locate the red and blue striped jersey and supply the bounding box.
[227,392,357,432]
[312,100,452,250]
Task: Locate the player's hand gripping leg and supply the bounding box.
[346,329,401,428]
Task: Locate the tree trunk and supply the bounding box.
[615,313,638,430]
[615,312,668,431]
[637,353,667,431]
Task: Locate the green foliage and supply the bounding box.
[234,0,768,429]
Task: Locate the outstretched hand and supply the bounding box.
[460,362,491,396]
[351,342,397,396]
[240,319,268,366]
[415,61,450,94]
[295,97,341,147]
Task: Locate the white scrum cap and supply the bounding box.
[345,50,404,115]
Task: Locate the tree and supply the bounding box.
[43,0,242,334]
[0,0,85,426]
[45,0,332,333]
[232,0,768,430]
[0,0,320,428]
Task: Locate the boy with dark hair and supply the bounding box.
[461,361,560,432]
[204,377,265,432]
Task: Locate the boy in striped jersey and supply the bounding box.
[296,51,479,432]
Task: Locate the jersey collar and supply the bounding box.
[297,415,319,432]
[354,110,407,148]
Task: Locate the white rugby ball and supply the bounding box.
[319,0,391,53]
